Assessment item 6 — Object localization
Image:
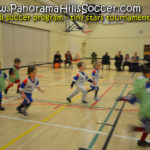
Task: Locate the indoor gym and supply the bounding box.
[0,0,150,150]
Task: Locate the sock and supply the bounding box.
[87,89,94,93]
[140,132,149,142]
[95,87,99,97]
[6,83,13,90]
[133,127,145,132]
[95,89,98,97]
[18,103,25,109]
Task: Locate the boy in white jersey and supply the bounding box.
[17,66,44,116]
[66,62,95,104]
[88,61,101,100]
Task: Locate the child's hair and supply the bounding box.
[27,66,36,75]
[14,58,21,64]
[93,61,101,68]
[77,62,84,68]
[142,67,150,74]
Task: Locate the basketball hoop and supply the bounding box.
[82,23,92,33]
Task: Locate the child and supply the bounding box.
[117,67,150,147]
[5,58,21,94]
[0,62,10,110]
[87,61,101,101]
[16,66,44,116]
[66,62,94,104]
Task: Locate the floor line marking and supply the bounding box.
[0,75,114,149]
[0,115,107,135]
[0,94,81,150]
[0,115,147,142]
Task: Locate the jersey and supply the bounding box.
[19,77,39,94]
[9,66,20,83]
[0,70,7,91]
[131,76,150,120]
[91,69,100,87]
[73,72,89,86]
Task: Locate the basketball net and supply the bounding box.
[82,23,92,33]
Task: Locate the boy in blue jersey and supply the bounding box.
[17,66,44,116]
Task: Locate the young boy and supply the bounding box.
[87,61,101,101]
[117,67,150,147]
[66,62,95,104]
[0,62,10,110]
[5,58,21,94]
[16,66,44,116]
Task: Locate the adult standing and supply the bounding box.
[114,51,123,71]
[91,52,97,64]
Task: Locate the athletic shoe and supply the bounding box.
[0,106,5,110]
[82,100,88,104]
[138,140,150,147]
[16,107,22,113]
[94,97,100,101]
[22,109,28,116]
[66,97,71,103]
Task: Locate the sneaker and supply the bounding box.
[66,97,71,103]
[138,140,150,147]
[116,96,126,101]
[16,107,22,113]
[94,97,100,101]
[0,106,5,110]
[82,100,88,104]
[4,89,8,94]
[16,90,21,94]
[22,109,28,116]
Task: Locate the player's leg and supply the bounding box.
[22,94,33,116]
[16,100,26,114]
[132,119,150,147]
[79,86,88,103]
[66,88,79,103]
[0,92,5,110]
[94,87,100,100]
[4,83,14,94]
[87,85,95,93]
[117,94,138,104]
[15,80,21,93]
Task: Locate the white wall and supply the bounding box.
[85,22,150,59]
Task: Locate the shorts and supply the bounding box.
[90,85,99,91]
[23,93,33,104]
[125,94,139,104]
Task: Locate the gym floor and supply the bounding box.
[0,60,149,150]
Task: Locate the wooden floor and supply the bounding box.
[0,61,150,150]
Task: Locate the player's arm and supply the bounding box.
[19,79,27,99]
[4,72,10,85]
[36,80,44,93]
[89,71,96,85]
[9,68,16,78]
[71,74,79,88]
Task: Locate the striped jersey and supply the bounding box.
[91,69,100,86]
[19,77,39,94]
[73,71,89,86]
